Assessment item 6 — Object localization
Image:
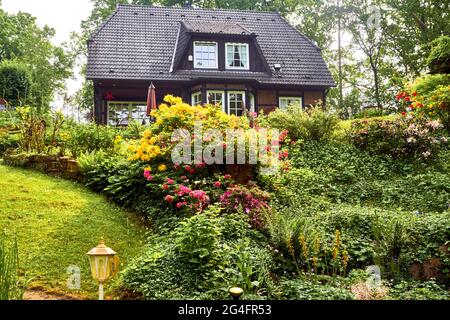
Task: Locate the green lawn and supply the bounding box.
[0,164,148,299]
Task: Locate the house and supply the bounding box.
[87,4,336,126]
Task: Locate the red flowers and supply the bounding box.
[401,112,407,117]
[143,168,153,181]
[184,165,196,175]
[214,181,222,188]
[165,195,174,203]
[396,91,408,101]
[279,130,289,143]
[195,162,207,169]
[224,174,232,180]
[279,149,289,160]
[176,202,187,209]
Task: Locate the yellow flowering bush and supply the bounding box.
[151,95,249,133]
[129,95,250,163]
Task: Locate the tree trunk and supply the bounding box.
[371,59,382,111]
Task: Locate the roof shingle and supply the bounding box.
[87,4,336,87]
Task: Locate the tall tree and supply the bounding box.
[0,7,74,110]
[346,0,385,110]
[383,0,450,76]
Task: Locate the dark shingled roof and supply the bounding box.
[182,20,252,35]
[87,4,336,87]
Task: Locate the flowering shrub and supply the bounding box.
[219,183,270,229]
[129,95,289,174]
[349,116,447,160]
[124,95,289,227]
[397,74,450,131]
[142,167,270,227]
[128,95,249,163]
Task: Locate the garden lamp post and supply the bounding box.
[87,239,119,300]
[229,287,244,301]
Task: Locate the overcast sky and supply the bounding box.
[2,0,93,45]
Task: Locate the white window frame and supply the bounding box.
[191,91,202,105]
[207,90,225,111]
[279,96,303,110]
[225,43,250,70]
[248,92,255,113]
[193,41,218,69]
[107,101,149,126]
[227,91,246,116]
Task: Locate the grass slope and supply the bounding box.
[0,164,147,299]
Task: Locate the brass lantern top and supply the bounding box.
[229,287,244,297]
[87,239,117,256]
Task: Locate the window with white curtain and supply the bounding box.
[226,43,249,70]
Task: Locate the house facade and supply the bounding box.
[87,5,335,126]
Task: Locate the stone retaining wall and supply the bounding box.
[3,152,82,181]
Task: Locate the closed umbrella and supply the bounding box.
[146,82,157,117]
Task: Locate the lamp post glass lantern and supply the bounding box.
[229,287,244,300]
[87,239,119,300]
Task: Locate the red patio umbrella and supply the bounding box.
[146,82,157,117]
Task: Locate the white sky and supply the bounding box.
[2,0,93,45]
[2,0,93,110]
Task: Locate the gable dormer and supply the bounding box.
[170,20,271,74]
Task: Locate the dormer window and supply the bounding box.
[226,43,249,70]
[193,41,218,69]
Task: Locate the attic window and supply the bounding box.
[193,42,218,69]
[226,43,249,70]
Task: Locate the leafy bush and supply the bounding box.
[276,277,354,300]
[77,150,107,173]
[349,116,447,160]
[0,60,32,107]
[61,122,118,157]
[389,280,450,300]
[264,203,450,282]
[174,212,222,266]
[120,211,274,299]
[0,110,20,129]
[427,35,450,74]
[0,130,19,155]
[266,141,450,213]
[353,108,385,119]
[258,106,339,142]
